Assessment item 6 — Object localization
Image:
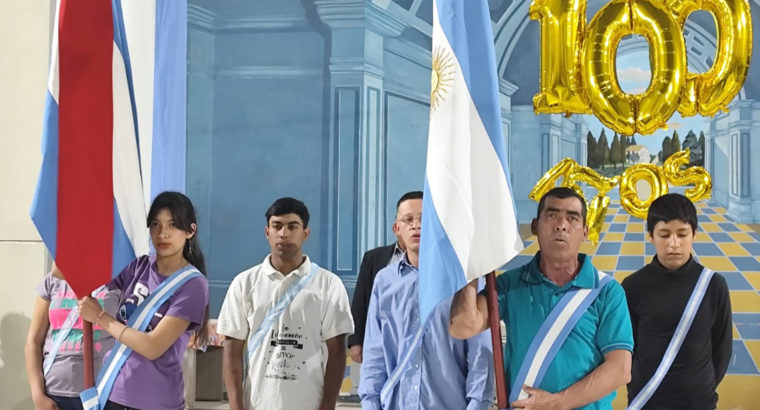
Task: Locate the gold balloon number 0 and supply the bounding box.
[529,150,712,243]
[530,0,752,135]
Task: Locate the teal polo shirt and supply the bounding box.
[492,252,633,409]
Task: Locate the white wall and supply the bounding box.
[0,1,52,408]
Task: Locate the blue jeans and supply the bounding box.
[49,395,84,410]
[103,400,141,410]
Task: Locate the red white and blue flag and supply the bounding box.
[30,0,187,297]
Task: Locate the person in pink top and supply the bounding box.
[77,191,209,410]
[25,263,119,410]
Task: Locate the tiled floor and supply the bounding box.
[340,199,760,409]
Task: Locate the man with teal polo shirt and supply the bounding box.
[449,187,633,409]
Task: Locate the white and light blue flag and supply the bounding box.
[419,0,523,321]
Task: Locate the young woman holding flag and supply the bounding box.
[77,191,209,410]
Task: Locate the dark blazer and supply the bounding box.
[347,243,397,347]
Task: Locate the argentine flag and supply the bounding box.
[30,0,187,296]
[419,0,523,321]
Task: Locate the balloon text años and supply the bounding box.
[529,150,712,242]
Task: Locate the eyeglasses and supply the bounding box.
[397,214,423,225]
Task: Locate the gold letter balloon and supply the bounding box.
[569,166,620,243]
[669,0,753,116]
[530,0,591,114]
[619,163,670,219]
[529,150,711,242]
[531,0,752,135]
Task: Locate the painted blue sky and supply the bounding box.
[582,37,711,156]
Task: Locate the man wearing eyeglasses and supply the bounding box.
[359,191,494,410]
[348,192,412,364]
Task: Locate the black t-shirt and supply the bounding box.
[621,256,732,410]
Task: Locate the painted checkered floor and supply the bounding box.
[506,200,760,377]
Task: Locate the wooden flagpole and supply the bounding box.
[83,320,95,387]
[486,271,508,409]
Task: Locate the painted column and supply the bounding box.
[500,79,518,183]
[705,100,760,223]
[314,0,405,286]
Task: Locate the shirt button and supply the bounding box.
[414,385,418,390]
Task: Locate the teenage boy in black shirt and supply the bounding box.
[622,193,732,409]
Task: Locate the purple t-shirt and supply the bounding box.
[106,255,208,410]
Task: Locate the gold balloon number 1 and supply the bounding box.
[531,0,752,135]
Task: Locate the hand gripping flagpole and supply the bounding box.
[486,271,508,409]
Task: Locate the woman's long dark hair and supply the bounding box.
[148,191,210,347]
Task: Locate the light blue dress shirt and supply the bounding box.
[387,241,405,268]
[359,256,494,410]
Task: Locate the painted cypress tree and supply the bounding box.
[662,136,672,162]
[598,130,610,170]
[610,133,623,170]
[683,130,699,164]
[671,130,681,155]
[587,131,598,168]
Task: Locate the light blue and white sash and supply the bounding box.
[509,270,613,407]
[245,262,319,365]
[80,266,203,410]
[43,285,106,375]
[627,268,714,410]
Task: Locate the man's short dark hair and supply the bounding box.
[265,197,310,228]
[396,191,423,210]
[646,193,697,234]
[536,187,587,225]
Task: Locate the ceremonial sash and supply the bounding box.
[80,266,203,410]
[43,285,106,376]
[509,270,613,407]
[245,262,320,365]
[627,268,714,410]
